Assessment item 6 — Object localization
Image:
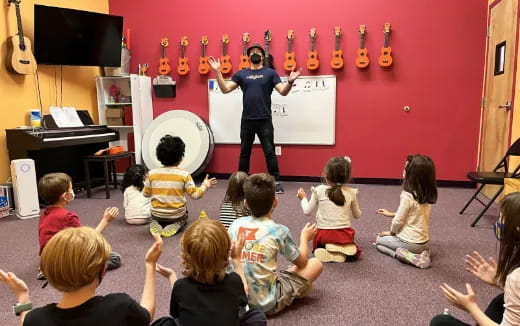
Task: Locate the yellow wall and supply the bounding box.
[0,0,108,182]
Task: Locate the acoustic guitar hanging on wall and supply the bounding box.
[306,28,319,71]
[377,23,393,67]
[198,35,210,75]
[238,33,251,70]
[283,30,296,72]
[220,34,232,74]
[177,36,189,76]
[330,26,344,69]
[6,0,36,75]
[158,38,171,75]
[355,25,369,68]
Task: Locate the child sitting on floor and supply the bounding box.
[0,227,163,326]
[143,135,217,237]
[152,219,266,326]
[220,172,250,229]
[297,156,362,262]
[121,164,151,225]
[37,173,121,275]
[375,154,437,268]
[228,173,323,314]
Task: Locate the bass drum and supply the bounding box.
[142,110,214,176]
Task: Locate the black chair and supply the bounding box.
[84,151,135,199]
[460,138,520,226]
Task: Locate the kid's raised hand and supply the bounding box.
[103,207,119,222]
[155,264,175,279]
[297,188,307,200]
[208,56,220,71]
[301,222,318,242]
[0,269,29,302]
[376,208,394,218]
[204,174,217,188]
[156,263,177,287]
[230,231,245,260]
[145,233,163,265]
[440,283,477,312]
[465,251,498,287]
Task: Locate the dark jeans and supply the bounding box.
[239,119,280,180]
[430,293,504,326]
[151,308,267,326]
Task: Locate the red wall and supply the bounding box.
[109,0,487,181]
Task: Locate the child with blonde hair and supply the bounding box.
[220,172,250,229]
[152,219,267,326]
[297,156,362,262]
[0,227,163,325]
[376,154,437,268]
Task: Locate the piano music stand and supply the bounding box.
[84,151,135,199]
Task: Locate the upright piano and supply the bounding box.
[6,124,119,187]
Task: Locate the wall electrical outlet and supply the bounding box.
[275,146,282,156]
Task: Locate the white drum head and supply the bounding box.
[142,110,214,176]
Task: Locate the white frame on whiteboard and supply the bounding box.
[208,75,336,145]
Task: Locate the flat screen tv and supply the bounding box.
[34,5,123,67]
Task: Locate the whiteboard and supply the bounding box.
[208,75,336,145]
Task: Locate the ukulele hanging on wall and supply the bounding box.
[330,26,344,69]
[283,30,296,72]
[238,33,251,70]
[355,25,369,68]
[220,34,232,74]
[158,38,171,75]
[306,28,319,71]
[377,23,393,67]
[177,36,190,75]
[264,30,274,69]
[198,35,210,75]
[6,0,36,75]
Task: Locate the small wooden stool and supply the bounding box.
[84,151,135,199]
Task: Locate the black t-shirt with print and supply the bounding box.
[231,67,282,120]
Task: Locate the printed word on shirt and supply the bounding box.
[246,74,264,80]
[239,227,265,263]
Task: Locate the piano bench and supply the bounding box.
[84,151,135,199]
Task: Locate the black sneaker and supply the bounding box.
[275,183,284,194]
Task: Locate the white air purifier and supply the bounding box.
[11,159,40,219]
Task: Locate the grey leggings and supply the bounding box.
[375,235,429,258]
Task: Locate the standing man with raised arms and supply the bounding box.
[209,43,301,194]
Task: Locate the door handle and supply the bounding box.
[499,101,512,110]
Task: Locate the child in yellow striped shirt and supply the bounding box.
[143,135,217,237]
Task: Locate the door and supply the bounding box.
[480,0,518,197]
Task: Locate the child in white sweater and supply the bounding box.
[376,154,437,268]
[297,157,362,263]
[121,165,151,225]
